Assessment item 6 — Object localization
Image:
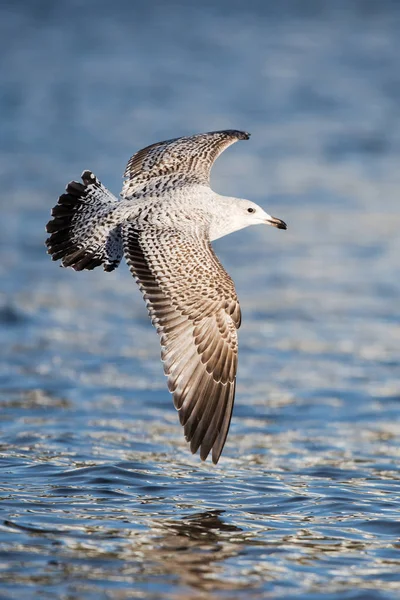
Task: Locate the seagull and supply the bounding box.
[46,130,287,464]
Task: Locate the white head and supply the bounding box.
[209,197,287,241]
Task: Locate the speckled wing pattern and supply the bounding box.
[122,129,250,198]
[123,223,241,464]
[46,130,251,463]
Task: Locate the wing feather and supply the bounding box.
[122,129,250,199]
[122,223,241,463]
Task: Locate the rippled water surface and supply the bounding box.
[1,1,400,598]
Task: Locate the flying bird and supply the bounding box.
[46,130,287,464]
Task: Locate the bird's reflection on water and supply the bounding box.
[130,510,248,594]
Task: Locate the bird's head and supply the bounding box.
[239,199,287,230]
[209,197,287,241]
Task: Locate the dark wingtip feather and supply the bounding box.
[212,129,250,141]
[211,382,236,464]
[229,129,251,141]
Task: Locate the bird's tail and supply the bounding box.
[46,170,123,272]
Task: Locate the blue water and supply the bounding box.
[1,1,400,598]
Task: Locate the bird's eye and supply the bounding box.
[247,207,255,214]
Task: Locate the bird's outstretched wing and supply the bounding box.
[122,223,241,464]
[122,129,250,199]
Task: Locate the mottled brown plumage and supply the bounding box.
[122,130,250,198]
[45,129,287,464]
[123,224,240,463]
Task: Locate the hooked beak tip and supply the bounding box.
[266,216,287,230]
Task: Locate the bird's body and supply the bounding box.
[46,130,286,464]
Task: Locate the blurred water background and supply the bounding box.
[1,1,400,598]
